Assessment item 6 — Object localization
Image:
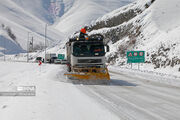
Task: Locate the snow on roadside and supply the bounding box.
[109,65,180,88]
[0,62,119,120]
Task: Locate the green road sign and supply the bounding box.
[127,51,145,63]
[58,54,65,60]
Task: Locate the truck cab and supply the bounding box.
[66,34,109,72]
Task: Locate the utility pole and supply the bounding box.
[44,24,47,63]
[27,32,30,63]
[31,36,33,52]
[3,39,5,61]
[29,36,34,52]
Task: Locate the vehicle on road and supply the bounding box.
[60,59,67,64]
[54,59,61,64]
[55,59,67,64]
[35,57,44,63]
[45,53,56,63]
[50,57,57,63]
[64,34,110,83]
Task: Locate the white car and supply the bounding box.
[54,59,67,64]
[54,59,61,64]
[60,59,67,64]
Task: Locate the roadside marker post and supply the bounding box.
[38,60,42,72]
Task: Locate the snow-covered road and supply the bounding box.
[78,71,180,120]
[0,62,119,120]
[0,62,180,120]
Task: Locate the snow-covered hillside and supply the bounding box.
[2,0,179,77]
[88,0,180,76]
[0,0,135,56]
[12,0,64,24]
[55,0,135,35]
[0,0,64,55]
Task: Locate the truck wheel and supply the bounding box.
[67,66,71,72]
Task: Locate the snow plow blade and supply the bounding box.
[64,68,110,84]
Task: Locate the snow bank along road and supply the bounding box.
[0,62,180,120]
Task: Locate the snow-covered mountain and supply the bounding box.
[54,0,135,35]
[0,0,65,55]
[1,0,179,76]
[0,0,134,55]
[88,0,180,76]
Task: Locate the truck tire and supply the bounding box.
[67,66,71,72]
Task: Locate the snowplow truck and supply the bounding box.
[65,34,110,83]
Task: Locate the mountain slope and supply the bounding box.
[0,0,136,55]
[0,0,64,55]
[88,0,180,76]
[12,0,62,24]
[55,0,135,35]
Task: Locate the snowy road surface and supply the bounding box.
[79,71,180,120]
[0,62,180,120]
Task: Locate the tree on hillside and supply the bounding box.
[6,26,16,41]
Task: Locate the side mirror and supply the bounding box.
[106,45,110,52]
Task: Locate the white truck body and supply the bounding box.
[66,34,109,71]
[45,53,56,63]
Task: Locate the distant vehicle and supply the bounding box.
[35,57,44,63]
[54,59,61,64]
[54,59,67,64]
[45,53,56,63]
[60,59,67,64]
[50,57,57,63]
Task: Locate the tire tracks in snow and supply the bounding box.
[75,70,180,120]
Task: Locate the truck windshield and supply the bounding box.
[73,42,105,57]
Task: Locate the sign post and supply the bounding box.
[127,51,145,70]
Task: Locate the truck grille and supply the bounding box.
[78,59,102,63]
